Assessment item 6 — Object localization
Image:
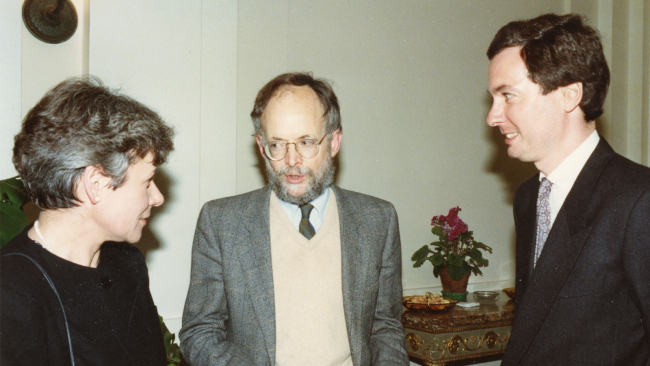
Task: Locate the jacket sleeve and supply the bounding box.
[179,203,254,366]
[369,204,410,365]
[621,189,650,346]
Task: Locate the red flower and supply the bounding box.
[448,221,468,241]
[446,206,461,226]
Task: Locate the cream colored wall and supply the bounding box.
[2,2,649,365]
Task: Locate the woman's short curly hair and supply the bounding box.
[13,77,175,210]
[487,13,610,122]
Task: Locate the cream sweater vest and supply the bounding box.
[270,191,352,366]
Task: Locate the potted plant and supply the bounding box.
[411,207,492,300]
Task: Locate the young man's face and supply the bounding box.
[256,86,341,205]
[487,47,569,171]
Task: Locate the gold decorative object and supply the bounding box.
[403,295,459,312]
[402,296,514,365]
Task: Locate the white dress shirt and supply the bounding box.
[541,130,600,226]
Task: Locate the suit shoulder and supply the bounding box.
[593,153,650,204]
[201,187,268,211]
[607,154,650,185]
[333,186,396,211]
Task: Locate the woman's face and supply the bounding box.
[96,152,164,243]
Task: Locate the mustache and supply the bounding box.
[276,166,312,176]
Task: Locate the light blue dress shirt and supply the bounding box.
[278,187,331,233]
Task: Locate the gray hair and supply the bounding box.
[13,77,175,210]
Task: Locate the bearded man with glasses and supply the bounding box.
[180,72,409,366]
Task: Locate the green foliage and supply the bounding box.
[0,177,30,248]
[160,316,187,366]
[431,226,443,237]
[430,253,444,266]
[411,245,430,268]
[448,262,471,281]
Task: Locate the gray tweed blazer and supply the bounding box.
[180,185,409,366]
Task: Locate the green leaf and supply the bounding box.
[0,204,30,248]
[411,245,431,262]
[0,177,31,249]
[0,177,29,208]
[469,248,483,261]
[433,265,441,278]
[448,253,463,267]
[430,241,449,250]
[448,262,471,280]
[472,241,493,253]
[431,253,444,266]
[412,258,426,268]
[431,225,443,238]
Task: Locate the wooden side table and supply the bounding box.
[402,297,514,365]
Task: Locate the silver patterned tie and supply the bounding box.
[534,177,552,267]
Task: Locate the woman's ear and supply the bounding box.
[80,165,109,205]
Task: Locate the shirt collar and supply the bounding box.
[277,187,331,220]
[541,130,600,191]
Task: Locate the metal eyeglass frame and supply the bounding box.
[263,134,328,161]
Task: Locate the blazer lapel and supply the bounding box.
[506,139,616,364]
[239,186,277,364]
[332,186,366,365]
[513,177,539,298]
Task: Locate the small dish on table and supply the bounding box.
[472,291,499,304]
[403,293,459,312]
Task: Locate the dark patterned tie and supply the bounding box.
[534,177,553,266]
[299,204,316,239]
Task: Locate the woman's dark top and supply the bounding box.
[0,227,166,365]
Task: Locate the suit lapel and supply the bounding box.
[506,139,616,364]
[238,186,277,364]
[332,186,366,365]
[513,177,539,298]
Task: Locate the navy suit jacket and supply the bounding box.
[502,139,650,365]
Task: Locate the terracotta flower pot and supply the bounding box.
[439,267,470,294]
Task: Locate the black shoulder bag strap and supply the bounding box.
[3,253,75,366]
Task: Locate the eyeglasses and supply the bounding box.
[263,134,328,161]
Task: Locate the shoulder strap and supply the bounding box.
[3,252,75,366]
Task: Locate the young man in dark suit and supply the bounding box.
[486,13,650,365]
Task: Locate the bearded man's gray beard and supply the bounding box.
[265,152,335,206]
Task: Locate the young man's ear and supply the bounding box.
[562,82,583,113]
[80,165,109,205]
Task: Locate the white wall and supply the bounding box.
[0,1,22,178]
[89,0,240,335]
[3,2,649,366]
